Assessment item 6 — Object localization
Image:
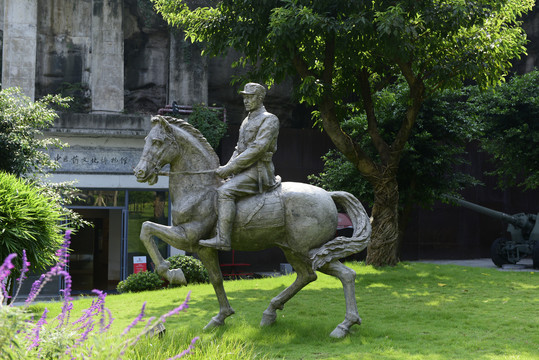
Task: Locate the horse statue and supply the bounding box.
[133,115,371,338]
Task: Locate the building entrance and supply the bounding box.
[69,208,123,292]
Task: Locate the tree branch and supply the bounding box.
[391,61,425,164]
[358,69,391,164]
[292,51,316,80]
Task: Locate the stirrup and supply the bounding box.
[199,237,231,251]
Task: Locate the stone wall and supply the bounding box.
[36,0,92,100]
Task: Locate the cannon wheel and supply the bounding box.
[533,241,539,270]
[491,237,510,267]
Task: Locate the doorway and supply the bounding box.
[69,208,123,292]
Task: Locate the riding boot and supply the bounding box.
[199,199,235,251]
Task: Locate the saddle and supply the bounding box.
[235,183,285,230]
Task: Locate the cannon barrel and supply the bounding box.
[447,196,528,229]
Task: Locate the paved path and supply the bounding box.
[415,258,536,272]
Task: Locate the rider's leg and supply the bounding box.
[199,196,235,251]
[199,172,259,250]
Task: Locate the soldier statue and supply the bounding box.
[199,82,280,251]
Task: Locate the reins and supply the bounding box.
[158,169,217,176]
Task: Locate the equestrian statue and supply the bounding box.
[133,83,371,338]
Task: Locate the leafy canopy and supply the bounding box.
[152,0,532,171]
[0,87,68,177]
[471,69,539,190]
[310,84,482,212]
[153,0,532,90]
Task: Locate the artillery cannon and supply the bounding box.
[448,196,539,269]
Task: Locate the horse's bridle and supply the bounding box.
[139,131,181,177]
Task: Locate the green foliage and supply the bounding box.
[184,104,227,149]
[116,270,165,293]
[167,254,210,285]
[55,82,90,113]
[0,172,66,273]
[0,87,68,177]
[310,84,482,226]
[470,70,539,190]
[0,305,29,358]
[153,0,532,91]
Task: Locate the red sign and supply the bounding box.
[133,256,147,274]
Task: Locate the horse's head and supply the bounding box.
[134,116,180,185]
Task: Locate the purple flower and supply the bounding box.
[159,291,191,323]
[122,302,146,336]
[27,308,49,350]
[91,289,114,332]
[167,337,200,360]
[12,250,31,303]
[25,230,73,306]
[16,250,30,282]
[0,253,17,301]
[0,253,16,281]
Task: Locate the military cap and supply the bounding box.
[240,83,266,98]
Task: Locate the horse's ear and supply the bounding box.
[151,115,163,127]
[161,118,174,135]
[152,115,172,133]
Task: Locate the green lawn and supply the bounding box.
[39,262,538,359]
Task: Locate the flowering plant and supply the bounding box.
[0,230,198,359]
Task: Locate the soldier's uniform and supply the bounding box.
[200,83,280,251]
[219,104,279,198]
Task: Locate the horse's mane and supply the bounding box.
[152,115,220,164]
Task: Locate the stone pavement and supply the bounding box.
[415,258,536,272]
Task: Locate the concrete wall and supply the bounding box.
[36,0,92,99]
[2,0,38,99]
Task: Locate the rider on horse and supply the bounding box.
[199,83,281,251]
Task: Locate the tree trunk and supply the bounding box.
[366,175,400,266]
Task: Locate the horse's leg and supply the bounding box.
[260,250,317,326]
[140,221,186,285]
[197,246,235,329]
[318,260,361,338]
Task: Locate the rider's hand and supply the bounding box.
[216,165,233,178]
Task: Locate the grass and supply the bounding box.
[37,262,538,359]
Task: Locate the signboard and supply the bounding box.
[47,146,148,174]
[133,256,147,274]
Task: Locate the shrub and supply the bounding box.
[0,172,67,298]
[167,254,210,285]
[181,104,227,150]
[116,270,165,293]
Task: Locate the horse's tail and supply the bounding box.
[310,191,371,270]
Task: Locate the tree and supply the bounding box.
[152,0,533,265]
[310,84,481,243]
[470,69,539,190]
[0,87,68,177]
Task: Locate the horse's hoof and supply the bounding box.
[156,261,171,276]
[329,324,349,339]
[260,311,277,327]
[167,269,187,286]
[203,316,224,330]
